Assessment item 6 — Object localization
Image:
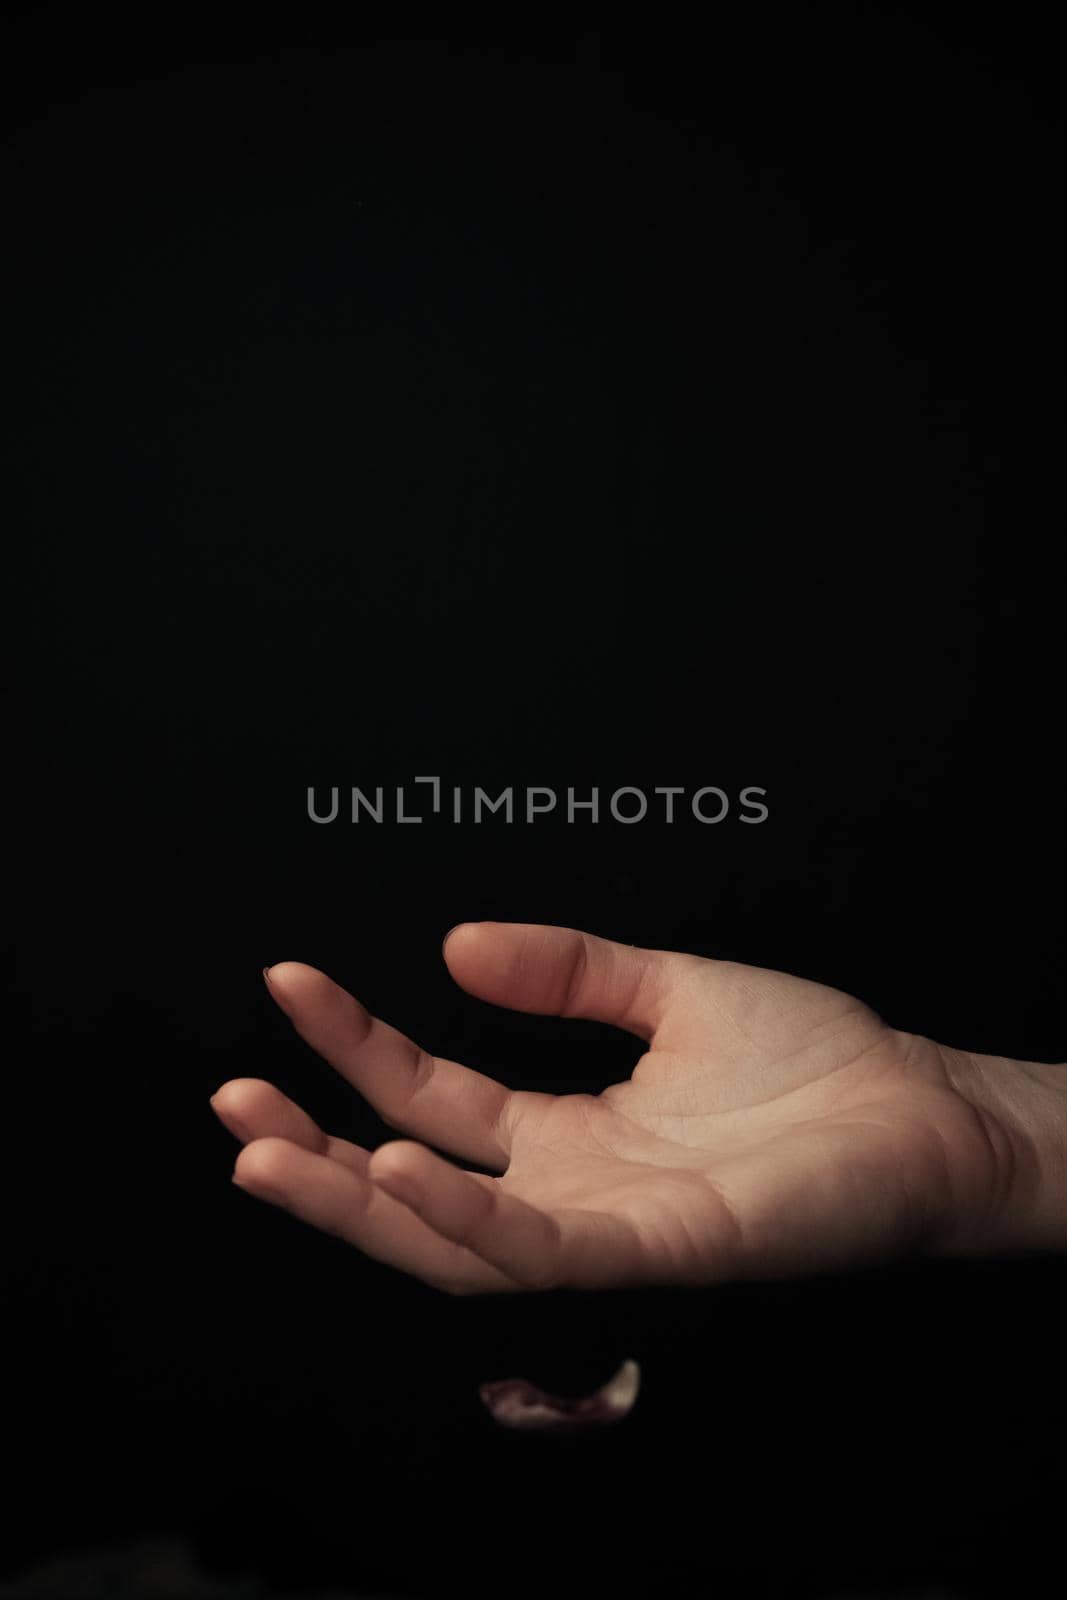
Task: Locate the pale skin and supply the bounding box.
[210,921,1067,1295]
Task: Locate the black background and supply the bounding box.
[6,6,1065,1597]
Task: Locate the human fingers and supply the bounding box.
[263,963,543,1171]
[369,1138,648,1290]
[210,1076,372,1177]
[232,1136,517,1296]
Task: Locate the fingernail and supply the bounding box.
[442,924,466,956]
[262,965,274,983]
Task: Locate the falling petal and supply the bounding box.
[479,1357,641,1432]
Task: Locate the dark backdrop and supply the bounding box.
[6,8,1064,1597]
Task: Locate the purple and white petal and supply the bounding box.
[479,1358,640,1432]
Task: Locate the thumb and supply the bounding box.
[441,922,694,1041]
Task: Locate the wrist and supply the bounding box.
[938,1044,1067,1256]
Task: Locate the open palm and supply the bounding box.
[211,921,1007,1294]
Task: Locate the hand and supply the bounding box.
[210,922,1067,1295]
